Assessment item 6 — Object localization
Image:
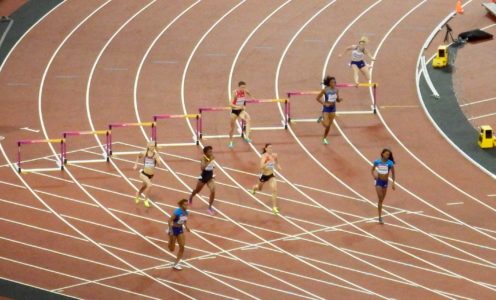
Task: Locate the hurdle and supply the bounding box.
[287,83,378,123]
[198,106,236,139]
[244,98,289,131]
[198,99,289,139]
[17,138,64,173]
[108,122,155,156]
[152,114,200,147]
[62,130,110,164]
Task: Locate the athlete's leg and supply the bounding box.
[188,180,205,204]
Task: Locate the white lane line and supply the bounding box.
[460,96,496,107]
[180,1,398,298]
[9,147,496,261]
[203,270,327,300]
[134,1,352,298]
[0,256,160,300]
[107,142,479,228]
[446,202,464,206]
[320,0,496,289]
[266,0,462,298]
[35,0,201,298]
[271,0,493,296]
[0,235,129,273]
[468,112,496,121]
[81,1,280,298]
[3,196,468,292]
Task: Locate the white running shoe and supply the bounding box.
[173,263,183,270]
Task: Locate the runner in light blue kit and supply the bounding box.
[371,149,396,224]
[167,199,190,270]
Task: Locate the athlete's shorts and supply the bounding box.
[141,171,154,179]
[375,178,388,188]
[350,60,366,69]
[231,109,243,116]
[199,170,214,183]
[170,226,184,236]
[259,173,275,182]
[322,105,336,113]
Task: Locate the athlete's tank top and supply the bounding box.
[324,87,338,103]
[143,152,156,169]
[204,156,215,172]
[351,46,364,61]
[232,89,247,106]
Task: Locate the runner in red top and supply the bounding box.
[228,81,252,148]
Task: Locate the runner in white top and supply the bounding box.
[339,36,375,85]
[133,141,161,208]
[251,144,282,215]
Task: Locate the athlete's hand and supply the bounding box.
[185,226,191,233]
[391,182,396,191]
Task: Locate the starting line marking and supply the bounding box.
[446,202,464,206]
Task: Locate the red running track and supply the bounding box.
[0,0,495,299]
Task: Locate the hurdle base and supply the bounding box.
[201,134,242,140]
[157,142,199,147]
[250,126,286,131]
[66,158,109,165]
[19,167,63,174]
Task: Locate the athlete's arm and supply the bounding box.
[133,152,144,170]
[230,90,238,108]
[371,165,377,179]
[274,154,282,171]
[336,89,342,102]
[390,166,396,190]
[364,48,375,61]
[316,89,325,105]
[339,45,355,56]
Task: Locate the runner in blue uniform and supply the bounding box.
[316,76,342,145]
[167,199,190,270]
[188,146,216,215]
[371,149,396,224]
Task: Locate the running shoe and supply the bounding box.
[243,137,252,143]
[134,196,140,204]
[378,217,384,224]
[207,207,215,215]
[173,263,182,270]
[251,188,256,195]
[322,138,329,145]
[272,207,280,215]
[228,141,234,148]
[317,116,323,123]
[144,199,150,208]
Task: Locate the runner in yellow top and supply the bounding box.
[133,141,161,207]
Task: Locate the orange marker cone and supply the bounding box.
[456,0,464,14]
